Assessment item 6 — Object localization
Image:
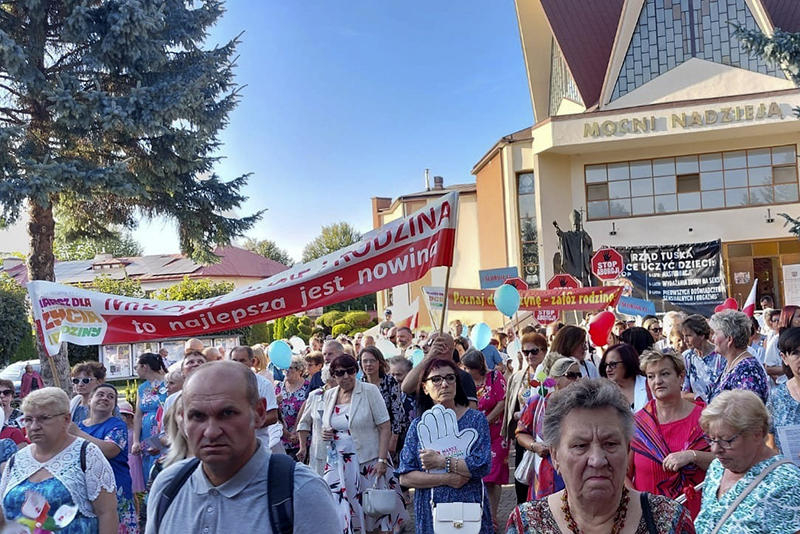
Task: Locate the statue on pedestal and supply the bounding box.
[552,210,594,287]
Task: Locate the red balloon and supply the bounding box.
[589,311,616,347]
[714,304,725,313]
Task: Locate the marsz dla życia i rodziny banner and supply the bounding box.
[612,240,726,316]
[27,192,459,356]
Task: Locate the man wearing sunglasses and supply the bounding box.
[399,332,478,409]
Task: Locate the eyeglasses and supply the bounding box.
[20,413,67,427]
[522,348,542,356]
[332,368,357,378]
[703,432,741,450]
[649,327,662,333]
[72,378,94,385]
[0,390,14,397]
[605,361,623,371]
[562,372,582,380]
[425,374,457,386]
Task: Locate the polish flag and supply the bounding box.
[742,281,758,317]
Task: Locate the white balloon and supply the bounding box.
[289,336,307,354]
[375,338,400,357]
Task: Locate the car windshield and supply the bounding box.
[0,363,27,380]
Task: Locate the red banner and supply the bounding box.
[28,193,459,355]
[445,286,623,312]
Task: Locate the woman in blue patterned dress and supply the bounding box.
[0,388,118,534]
[397,358,492,534]
[681,314,725,403]
[130,353,167,484]
[695,389,800,533]
[707,310,769,404]
[72,384,138,534]
[767,327,800,456]
[70,362,117,424]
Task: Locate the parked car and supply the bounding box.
[0,360,41,397]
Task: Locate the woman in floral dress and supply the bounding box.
[707,311,769,404]
[130,353,167,484]
[767,327,800,455]
[275,356,311,459]
[72,384,138,533]
[322,355,407,534]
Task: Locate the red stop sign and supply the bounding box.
[546,273,581,290]
[503,277,529,292]
[591,247,624,281]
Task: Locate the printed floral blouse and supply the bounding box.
[275,379,311,449]
[706,356,769,405]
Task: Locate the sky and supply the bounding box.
[132,1,534,263]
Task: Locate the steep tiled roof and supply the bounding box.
[5,246,289,288]
[763,0,800,32]
[540,0,625,107]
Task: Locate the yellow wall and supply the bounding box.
[476,153,509,271]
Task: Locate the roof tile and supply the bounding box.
[763,0,800,32]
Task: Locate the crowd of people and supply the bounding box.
[0,304,798,534]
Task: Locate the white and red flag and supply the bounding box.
[742,281,758,317]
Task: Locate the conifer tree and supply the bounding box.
[0,1,261,390]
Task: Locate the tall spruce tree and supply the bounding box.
[0,1,261,391]
[735,25,800,107]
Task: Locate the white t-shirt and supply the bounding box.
[764,335,788,385]
[253,373,282,447]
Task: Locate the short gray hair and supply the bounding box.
[700,389,769,437]
[22,387,70,415]
[541,379,634,448]
[709,310,751,349]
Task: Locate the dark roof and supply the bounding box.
[540,0,625,107]
[5,246,289,288]
[396,183,477,202]
[763,0,800,32]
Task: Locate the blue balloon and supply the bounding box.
[409,348,424,367]
[494,284,521,316]
[470,322,492,351]
[268,340,293,370]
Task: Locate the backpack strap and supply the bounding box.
[641,492,657,534]
[153,458,200,533]
[268,453,295,534]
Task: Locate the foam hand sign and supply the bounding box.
[417,404,478,473]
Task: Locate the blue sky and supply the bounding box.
[133,1,533,262]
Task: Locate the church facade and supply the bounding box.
[374,0,800,326]
[473,0,800,309]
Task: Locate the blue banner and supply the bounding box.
[617,296,656,317]
[479,267,519,289]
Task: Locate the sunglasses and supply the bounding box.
[0,389,13,397]
[522,348,542,356]
[562,372,582,380]
[333,368,357,378]
[649,327,662,333]
[72,378,94,385]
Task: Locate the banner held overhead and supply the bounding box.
[28,192,459,356]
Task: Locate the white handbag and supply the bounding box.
[513,449,536,484]
[430,482,484,534]
[362,477,396,517]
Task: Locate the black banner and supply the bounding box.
[612,240,726,317]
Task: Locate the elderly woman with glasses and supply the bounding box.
[503,333,549,503]
[628,349,713,519]
[599,343,650,412]
[397,358,492,534]
[322,354,407,534]
[0,387,118,534]
[514,357,582,503]
[694,389,800,534]
[707,310,769,405]
[506,379,694,534]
